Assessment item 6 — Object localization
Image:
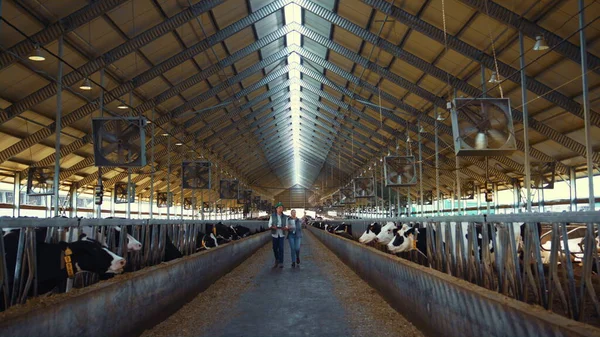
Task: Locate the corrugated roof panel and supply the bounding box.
[212,0,249,29]
[254,12,284,38]
[304,11,333,38]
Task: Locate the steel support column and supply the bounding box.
[579,0,595,211]
[570,167,578,211]
[519,31,532,212]
[13,171,20,218]
[53,35,64,217]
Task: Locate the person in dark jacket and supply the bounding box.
[287,209,303,268]
[268,202,288,268]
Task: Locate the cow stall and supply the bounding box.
[310,211,600,331]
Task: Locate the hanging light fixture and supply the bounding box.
[488,71,501,84]
[175,142,183,146]
[79,78,92,90]
[435,110,447,121]
[117,100,128,109]
[533,35,549,51]
[418,125,426,133]
[28,45,45,62]
[161,132,169,136]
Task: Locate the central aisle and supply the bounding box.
[142,232,423,337]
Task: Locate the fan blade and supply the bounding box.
[487,129,508,146]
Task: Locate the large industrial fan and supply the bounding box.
[340,188,355,204]
[183,197,196,210]
[238,189,252,205]
[157,192,173,208]
[92,117,146,167]
[383,156,417,187]
[181,161,211,189]
[26,167,54,196]
[451,98,516,156]
[531,162,557,189]
[253,196,261,207]
[461,181,476,200]
[423,190,433,205]
[203,202,212,212]
[113,182,135,204]
[216,204,223,213]
[354,177,375,198]
[219,179,239,199]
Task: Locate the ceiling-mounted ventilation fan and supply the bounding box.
[219,179,239,199]
[451,98,516,156]
[203,202,212,212]
[216,204,223,213]
[461,181,476,200]
[354,177,375,198]
[253,196,261,207]
[239,189,252,205]
[157,192,173,208]
[340,188,355,204]
[92,117,146,167]
[383,156,417,187]
[531,162,557,189]
[113,182,135,204]
[26,167,54,196]
[181,161,211,189]
[183,197,196,210]
[423,190,433,205]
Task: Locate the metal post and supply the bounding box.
[96,68,105,219]
[481,63,487,97]
[435,116,440,215]
[53,35,64,217]
[110,190,115,217]
[493,183,499,214]
[13,172,20,217]
[570,167,577,211]
[149,108,155,219]
[540,187,545,213]
[579,0,595,211]
[69,184,77,218]
[418,122,423,216]
[167,129,171,220]
[519,31,533,212]
[200,190,204,220]
[126,92,132,220]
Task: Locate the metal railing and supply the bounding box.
[0,217,268,311]
[313,211,600,325]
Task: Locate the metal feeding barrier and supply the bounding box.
[315,212,600,325]
[0,217,267,312]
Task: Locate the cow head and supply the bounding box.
[359,222,380,244]
[376,222,398,245]
[114,227,143,251]
[59,238,126,275]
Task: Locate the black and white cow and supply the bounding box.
[333,223,352,235]
[196,231,219,251]
[375,222,400,245]
[2,229,126,299]
[208,222,239,242]
[231,225,251,238]
[359,222,382,244]
[464,223,497,260]
[72,226,143,252]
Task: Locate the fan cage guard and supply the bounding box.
[339,188,356,204]
[451,98,517,156]
[183,197,197,210]
[156,192,173,208]
[26,167,55,196]
[461,181,476,200]
[113,182,135,204]
[531,162,557,189]
[181,161,211,190]
[92,117,147,167]
[383,156,417,187]
[353,177,375,198]
[219,179,239,200]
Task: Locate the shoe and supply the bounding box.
[279,263,284,268]
[296,257,300,264]
[272,262,279,268]
[292,262,296,268]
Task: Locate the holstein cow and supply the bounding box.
[333,223,352,235]
[387,224,429,256]
[231,225,251,238]
[196,232,219,251]
[464,223,497,260]
[2,230,126,300]
[74,226,143,252]
[359,222,382,244]
[375,222,400,245]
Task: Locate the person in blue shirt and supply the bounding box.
[286,209,303,268]
[268,202,288,268]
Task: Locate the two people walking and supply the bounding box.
[268,202,303,268]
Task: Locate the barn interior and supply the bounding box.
[0,0,599,336]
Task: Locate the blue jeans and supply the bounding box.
[288,235,302,263]
[272,236,285,264]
